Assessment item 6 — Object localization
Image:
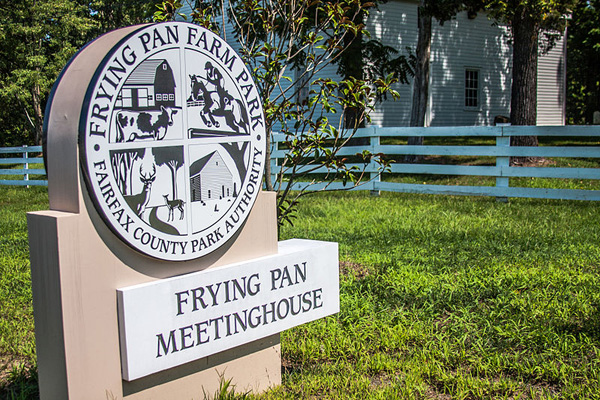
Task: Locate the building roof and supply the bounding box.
[190,152,214,177]
[124,59,167,85]
[190,151,232,177]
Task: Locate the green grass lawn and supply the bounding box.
[0,187,47,400]
[1,186,600,399]
[273,192,600,399]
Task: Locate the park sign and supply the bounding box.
[30,21,339,398]
[80,22,266,261]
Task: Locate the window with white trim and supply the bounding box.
[117,88,132,108]
[464,68,479,108]
[138,88,148,108]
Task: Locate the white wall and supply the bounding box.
[367,1,513,127]
[537,33,566,125]
[179,0,565,127]
[429,11,513,126]
[366,1,418,127]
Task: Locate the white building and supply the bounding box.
[179,0,566,126]
[189,151,235,202]
[365,0,566,127]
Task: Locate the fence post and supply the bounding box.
[495,125,510,202]
[23,145,30,188]
[369,127,381,196]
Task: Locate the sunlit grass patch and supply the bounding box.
[276,191,600,398]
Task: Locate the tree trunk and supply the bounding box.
[32,82,44,145]
[167,163,177,199]
[342,6,365,131]
[222,142,249,179]
[510,7,539,163]
[264,121,274,191]
[406,2,431,163]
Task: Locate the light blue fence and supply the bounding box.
[0,145,47,187]
[271,125,600,201]
[4,126,600,200]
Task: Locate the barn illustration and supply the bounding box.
[115,59,176,110]
[189,151,237,202]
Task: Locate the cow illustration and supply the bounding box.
[115,106,178,142]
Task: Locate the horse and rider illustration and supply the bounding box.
[187,62,249,135]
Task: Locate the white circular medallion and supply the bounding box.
[79,22,266,261]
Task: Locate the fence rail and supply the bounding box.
[271,125,600,201]
[0,145,47,186]
[4,125,600,200]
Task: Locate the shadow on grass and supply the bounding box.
[0,364,39,400]
[556,302,600,341]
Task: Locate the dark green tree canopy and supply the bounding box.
[567,0,600,124]
[0,0,95,146]
[0,0,162,146]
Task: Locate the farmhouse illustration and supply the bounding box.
[189,151,236,203]
[115,59,176,110]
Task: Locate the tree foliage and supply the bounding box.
[89,0,162,34]
[111,148,144,195]
[164,0,402,226]
[0,0,95,146]
[567,0,600,124]
[485,0,573,34]
[0,0,161,147]
[334,1,414,128]
[154,146,184,199]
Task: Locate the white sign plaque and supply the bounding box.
[79,22,266,261]
[117,239,339,381]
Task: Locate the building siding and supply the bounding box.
[179,0,565,127]
[537,33,566,125]
[366,1,418,127]
[367,1,513,127]
[189,151,234,201]
[429,11,512,126]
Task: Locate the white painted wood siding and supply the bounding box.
[430,11,512,126]
[367,1,513,127]
[365,1,418,127]
[537,33,566,125]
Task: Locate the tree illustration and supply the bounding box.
[221,142,249,181]
[153,146,183,199]
[110,148,144,195]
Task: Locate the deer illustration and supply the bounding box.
[124,165,156,218]
[163,194,185,221]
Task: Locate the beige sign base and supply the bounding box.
[28,192,280,400]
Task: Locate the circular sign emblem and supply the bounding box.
[80,22,266,261]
